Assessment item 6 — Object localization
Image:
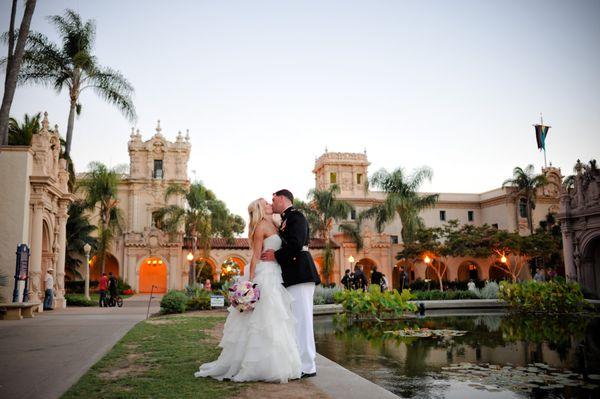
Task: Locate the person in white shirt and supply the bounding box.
[467,280,476,292]
[44,268,54,310]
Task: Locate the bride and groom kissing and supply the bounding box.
[195,189,321,383]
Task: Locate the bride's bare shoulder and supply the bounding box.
[257,219,277,237]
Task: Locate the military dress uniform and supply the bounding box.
[274,206,321,375]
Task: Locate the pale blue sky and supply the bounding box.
[3,0,600,224]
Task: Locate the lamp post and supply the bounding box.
[186,252,194,287]
[348,255,355,270]
[83,243,91,300]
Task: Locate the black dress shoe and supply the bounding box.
[301,372,317,379]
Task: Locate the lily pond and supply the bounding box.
[314,312,600,398]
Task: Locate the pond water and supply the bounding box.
[314,312,600,399]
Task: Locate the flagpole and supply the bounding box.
[540,113,547,168]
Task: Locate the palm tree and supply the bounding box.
[363,167,439,243]
[295,184,354,284]
[7,112,40,145]
[65,200,98,280]
[17,9,136,156]
[77,162,125,274]
[153,182,245,283]
[502,165,548,235]
[0,0,37,145]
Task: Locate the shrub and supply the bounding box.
[411,290,479,301]
[314,285,343,305]
[117,278,132,295]
[122,289,134,295]
[187,290,211,311]
[333,288,416,320]
[65,294,96,307]
[65,280,99,294]
[478,281,500,299]
[160,290,188,314]
[499,278,589,314]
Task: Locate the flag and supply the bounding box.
[534,124,549,151]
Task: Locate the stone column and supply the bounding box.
[29,201,44,309]
[128,255,137,291]
[480,262,490,280]
[414,263,427,280]
[562,230,576,282]
[54,200,69,308]
[447,262,459,281]
[169,253,178,290]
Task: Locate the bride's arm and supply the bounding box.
[249,223,265,281]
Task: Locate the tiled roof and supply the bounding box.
[209,237,340,250]
[210,238,250,249]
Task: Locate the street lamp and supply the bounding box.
[500,254,507,264]
[83,243,91,300]
[424,255,431,264]
[186,252,194,287]
[348,255,355,269]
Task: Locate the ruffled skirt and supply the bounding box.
[194,261,302,383]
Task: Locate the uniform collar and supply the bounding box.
[281,205,294,219]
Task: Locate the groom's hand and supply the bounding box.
[261,250,275,261]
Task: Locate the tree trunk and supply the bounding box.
[527,196,534,235]
[64,97,77,156]
[0,0,37,145]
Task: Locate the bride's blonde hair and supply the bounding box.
[248,198,267,248]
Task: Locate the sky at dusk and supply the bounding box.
[3,0,600,228]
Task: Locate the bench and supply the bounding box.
[0,302,41,320]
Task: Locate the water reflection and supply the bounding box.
[314,313,600,399]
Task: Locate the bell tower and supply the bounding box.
[313,150,370,198]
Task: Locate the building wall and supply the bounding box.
[0,147,33,303]
[74,125,191,293]
[314,152,562,289]
[0,114,73,309]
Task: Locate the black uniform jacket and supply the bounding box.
[274,207,321,287]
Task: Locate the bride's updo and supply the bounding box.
[248,198,267,248]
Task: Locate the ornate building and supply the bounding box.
[0,113,74,309]
[313,151,563,289]
[83,122,191,293]
[74,138,565,294]
[558,160,600,297]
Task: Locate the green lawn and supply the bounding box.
[61,314,241,399]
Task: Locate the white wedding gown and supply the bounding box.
[194,234,302,383]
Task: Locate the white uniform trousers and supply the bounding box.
[287,282,317,374]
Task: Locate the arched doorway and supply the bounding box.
[489,262,510,282]
[581,236,600,298]
[356,258,377,283]
[139,257,167,293]
[220,257,245,282]
[196,258,217,284]
[394,260,411,290]
[90,253,119,282]
[457,261,480,282]
[425,260,448,281]
[314,256,335,285]
[41,221,52,275]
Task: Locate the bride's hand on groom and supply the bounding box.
[261,250,275,261]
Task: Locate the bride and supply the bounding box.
[194,198,302,383]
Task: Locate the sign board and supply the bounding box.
[210,295,225,308]
[13,244,30,302]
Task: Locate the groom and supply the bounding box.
[261,189,321,378]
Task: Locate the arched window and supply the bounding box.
[519,198,528,218]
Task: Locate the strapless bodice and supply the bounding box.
[263,234,282,251]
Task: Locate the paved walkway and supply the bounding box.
[0,295,161,399]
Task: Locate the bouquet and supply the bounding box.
[228,281,260,312]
